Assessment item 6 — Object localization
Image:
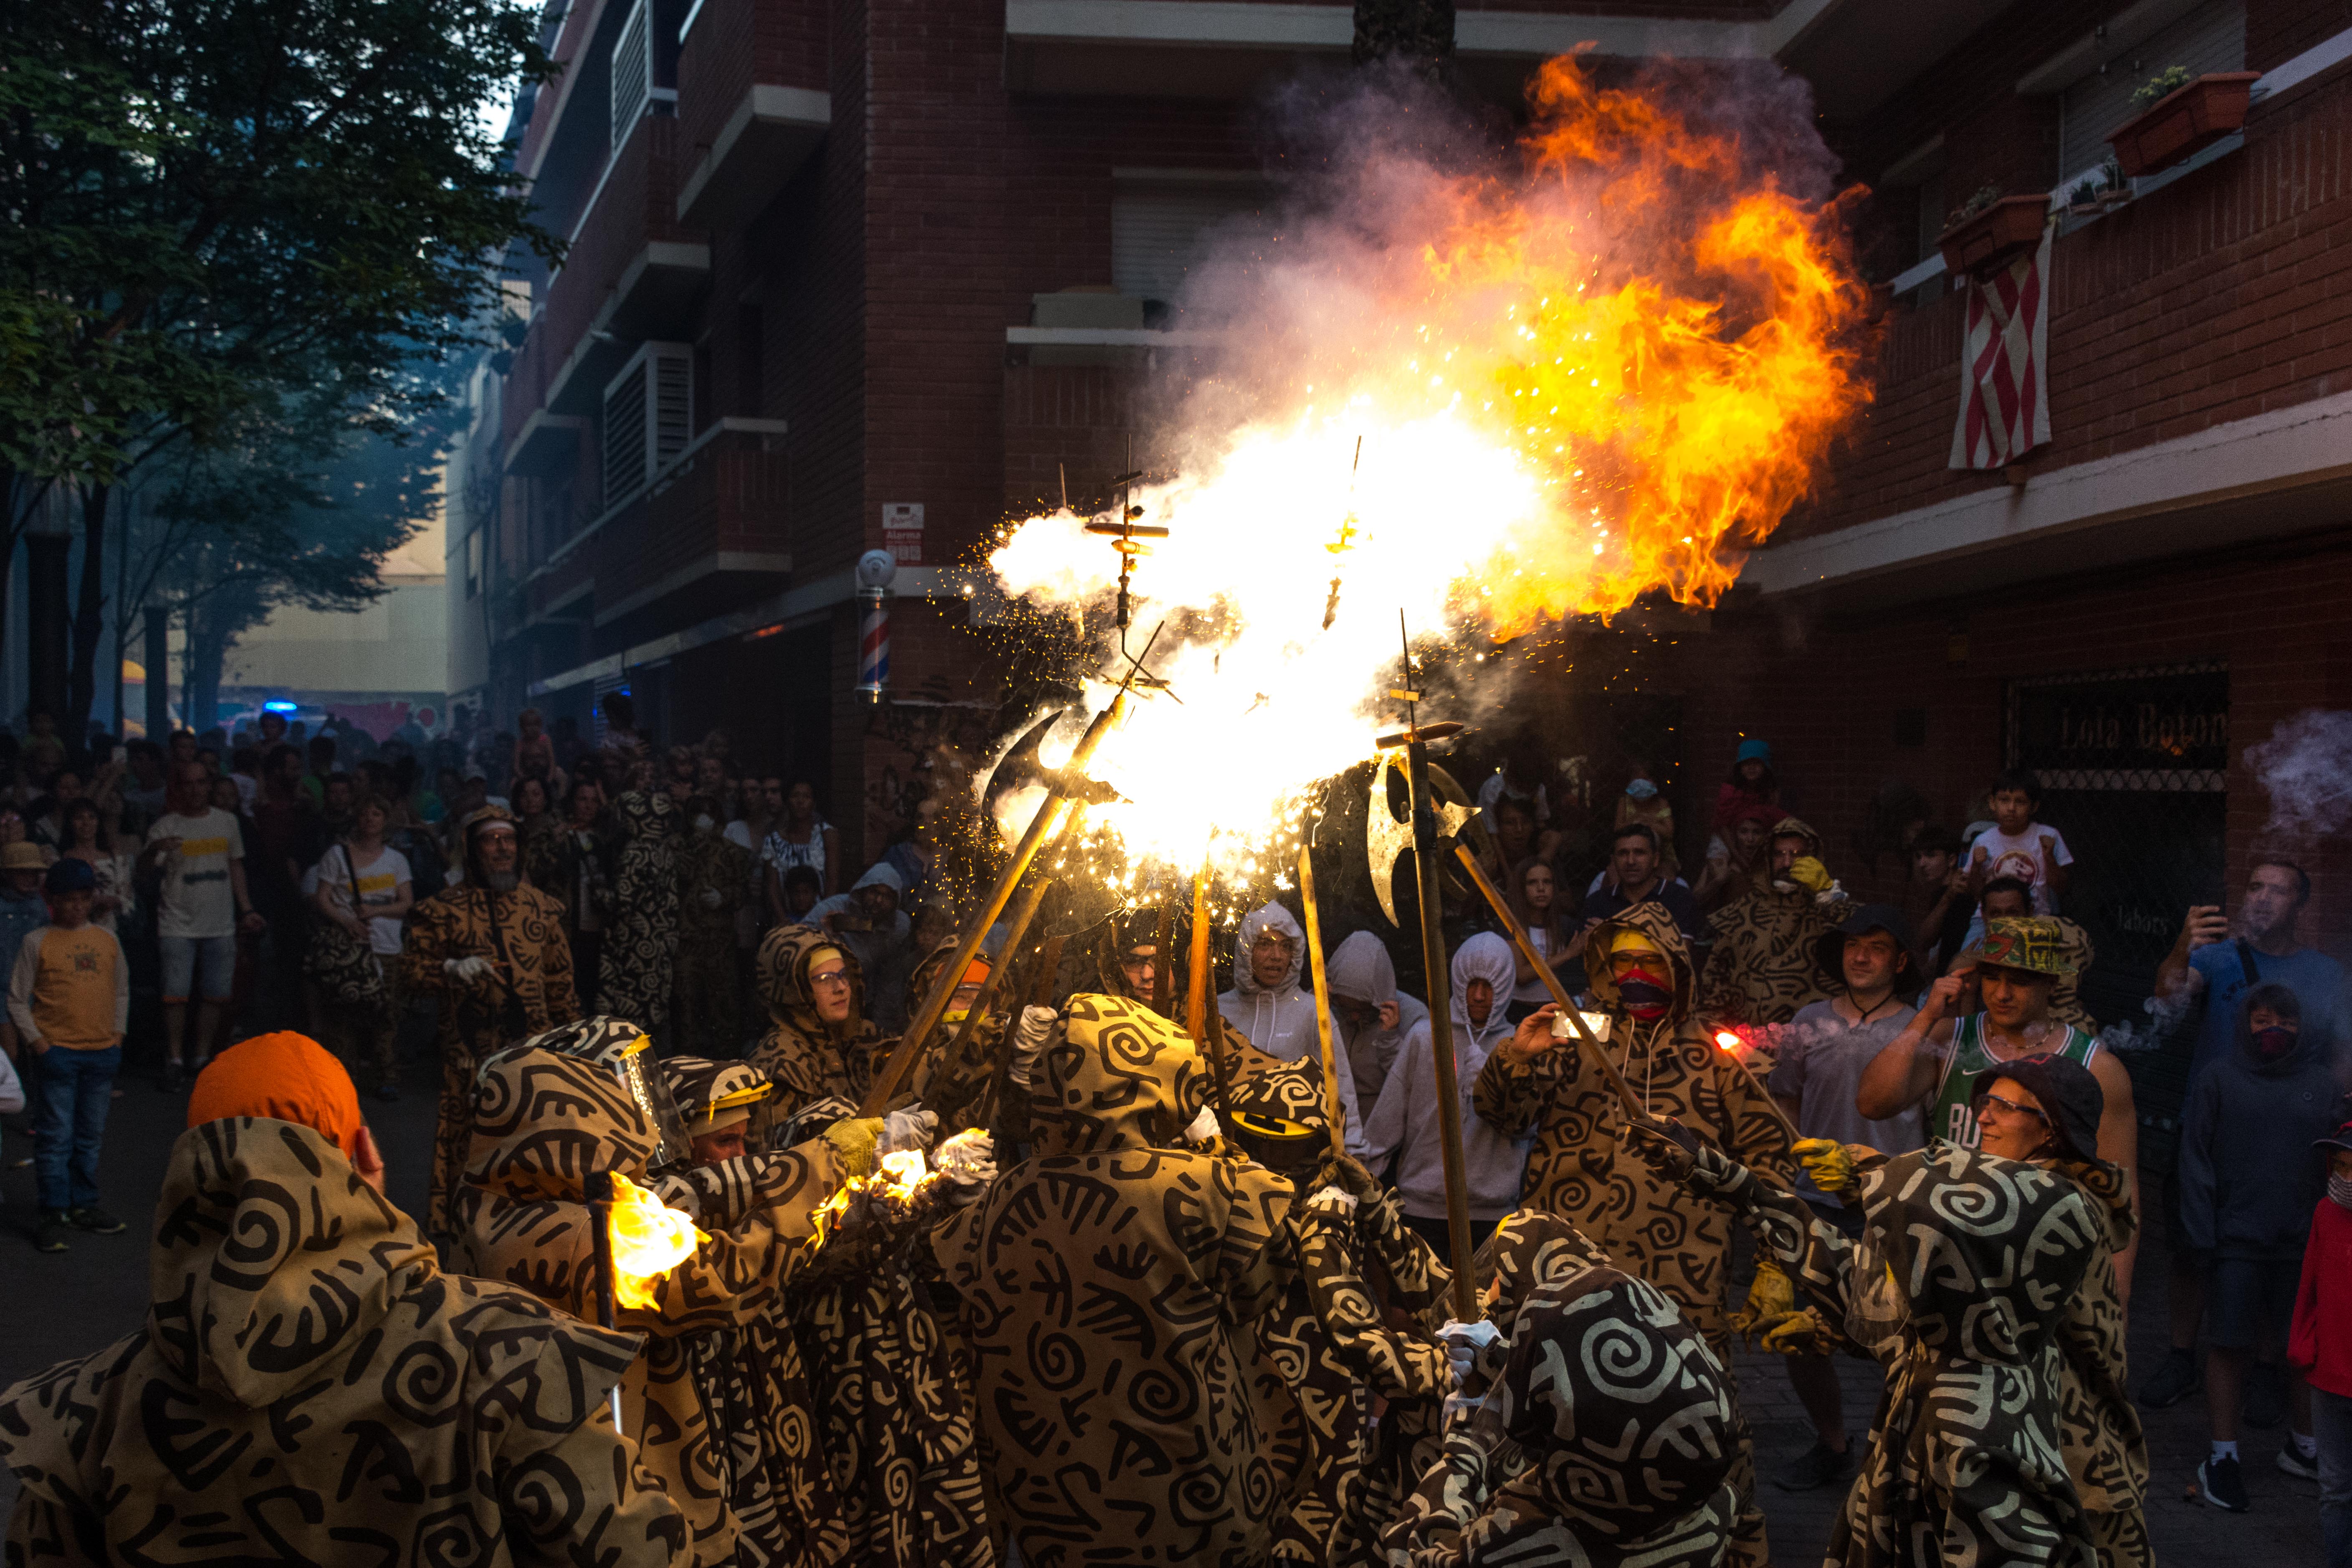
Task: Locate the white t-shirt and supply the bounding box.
[144,809,245,939]
[304,843,413,955]
[1968,824,2073,914]
[1511,926,1556,1006]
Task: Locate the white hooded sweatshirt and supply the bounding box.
[1324,931,1430,1113]
[1360,931,1530,1223]
[1218,901,1366,1155]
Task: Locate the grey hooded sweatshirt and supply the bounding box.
[1326,931,1431,1113]
[1361,932,1531,1224]
[1219,901,1367,1153]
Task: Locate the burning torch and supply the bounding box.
[855,549,897,705]
[582,1168,701,1435]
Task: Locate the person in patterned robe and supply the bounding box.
[0,1032,684,1568]
[751,923,884,1115]
[1626,1122,2115,1568]
[404,803,579,1238]
[1379,1214,1741,1568]
[932,992,1300,1566]
[673,797,752,1056]
[597,788,682,1034]
[451,1019,873,1568]
[1697,814,1851,1027]
[1472,898,1793,1568]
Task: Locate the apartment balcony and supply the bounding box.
[524,420,793,630]
[1747,56,2352,611]
[503,114,709,468]
[675,0,830,228]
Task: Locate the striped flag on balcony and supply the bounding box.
[1950,224,2052,470]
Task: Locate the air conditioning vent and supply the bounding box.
[602,341,693,508]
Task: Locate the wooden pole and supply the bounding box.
[932,869,1056,1110]
[1405,736,1478,1323]
[1151,901,1174,1017]
[1449,843,1649,1123]
[1707,1027,1802,1143]
[862,695,1123,1114]
[1186,857,1212,1042]
[1295,839,1348,1158]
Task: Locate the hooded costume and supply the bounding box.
[752,922,885,1116]
[1697,814,1849,1026]
[2180,989,2346,1265]
[1472,900,1791,1568]
[1095,903,1185,1014]
[932,992,1300,1566]
[1362,933,1531,1232]
[1326,931,1430,1114]
[1220,901,1367,1155]
[674,811,753,1055]
[405,803,580,1236]
[597,788,683,1034]
[1383,1215,1740,1568]
[451,1031,855,1568]
[1638,1134,2114,1567]
[0,1112,685,1568]
[808,862,916,1032]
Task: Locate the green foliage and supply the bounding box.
[2132,66,2197,110]
[0,0,559,489]
[1945,184,2004,229]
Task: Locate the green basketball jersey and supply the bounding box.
[1927,1012,2098,1150]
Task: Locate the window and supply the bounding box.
[608,0,678,150]
[601,341,694,508]
[2057,0,2246,186]
[1110,172,1277,311]
[465,528,483,599]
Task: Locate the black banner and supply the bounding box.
[2013,666,2229,775]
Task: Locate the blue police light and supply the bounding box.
[263,701,298,712]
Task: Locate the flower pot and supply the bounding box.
[2108,72,2261,177]
[1937,195,2049,278]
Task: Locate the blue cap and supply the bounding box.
[1735,738,1773,765]
[43,857,96,896]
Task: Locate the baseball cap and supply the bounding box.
[42,857,96,896]
[0,842,47,873]
[2314,1120,2352,1156]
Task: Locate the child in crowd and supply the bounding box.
[1968,768,2074,915]
[2291,1119,2352,1565]
[8,857,130,1254]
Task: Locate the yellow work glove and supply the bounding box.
[1785,855,1833,894]
[1729,1256,1798,1345]
[821,1116,885,1179]
[1793,1137,1860,1199]
[1758,1307,1842,1358]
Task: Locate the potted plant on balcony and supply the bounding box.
[1937,185,2048,278]
[2062,159,2129,218]
[2107,66,2262,177]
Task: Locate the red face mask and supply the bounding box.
[1616,966,1673,1019]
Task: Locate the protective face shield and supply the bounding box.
[1606,928,1673,1021]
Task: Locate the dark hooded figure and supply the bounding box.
[1629,1124,2114,1568]
[452,1020,867,1568]
[751,922,885,1116]
[404,802,579,1236]
[597,787,683,1034]
[1473,899,1791,1567]
[932,992,1299,1566]
[1383,1210,1741,1568]
[1095,902,1183,1014]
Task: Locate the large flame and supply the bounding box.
[987,58,1869,875]
[607,1171,703,1309]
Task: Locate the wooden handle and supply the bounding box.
[1295,840,1348,1158]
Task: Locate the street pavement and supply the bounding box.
[0,1043,2330,1559]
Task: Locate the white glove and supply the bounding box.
[1182,1105,1220,1146]
[1306,1185,1358,1218]
[1006,1005,1056,1087]
[699,887,723,908]
[880,1108,938,1155]
[933,1130,997,1204]
[444,955,493,984]
[1439,1319,1502,1390]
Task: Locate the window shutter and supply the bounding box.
[601,342,694,509]
[2059,1,2246,184]
[1111,180,1274,306]
[612,0,654,150]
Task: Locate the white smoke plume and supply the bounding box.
[2245,709,2352,841]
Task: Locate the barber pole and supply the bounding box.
[855,549,896,703]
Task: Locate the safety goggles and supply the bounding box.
[1971,1088,2047,1126]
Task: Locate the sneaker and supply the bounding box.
[2243,1365,2286,1430]
[34,1212,71,1253]
[2199,1455,2251,1512]
[159,1059,185,1092]
[1773,1438,1855,1492]
[2137,1347,2199,1409]
[2279,1441,2321,1481]
[68,1205,125,1236]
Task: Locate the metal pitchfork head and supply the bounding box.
[1366,747,1478,927]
